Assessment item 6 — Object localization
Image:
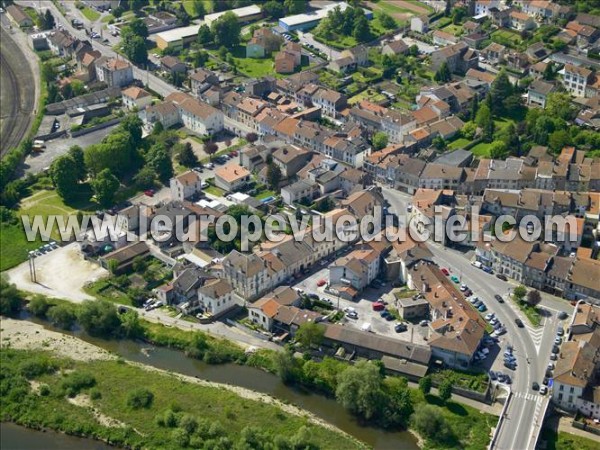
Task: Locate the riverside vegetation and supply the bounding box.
[1,282,497,449]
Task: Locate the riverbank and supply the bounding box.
[0,318,366,450]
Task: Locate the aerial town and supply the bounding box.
[0,1,599,449]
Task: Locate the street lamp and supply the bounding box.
[28,251,37,283]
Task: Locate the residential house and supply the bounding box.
[170,171,202,202]
[48,30,77,56]
[76,50,101,82]
[189,69,219,98]
[281,179,318,205]
[6,4,33,27]
[430,42,478,75]
[529,61,549,79]
[510,11,536,31]
[552,304,600,419]
[381,110,417,144]
[246,27,283,58]
[565,257,600,302]
[122,86,152,110]
[222,250,273,301]
[247,287,301,331]
[482,42,506,64]
[214,164,251,192]
[272,145,313,178]
[328,45,368,73]
[329,248,381,299]
[141,101,180,130]
[410,15,429,34]
[419,164,465,190]
[463,32,489,49]
[432,30,459,47]
[527,79,556,108]
[382,39,410,57]
[196,278,237,316]
[473,0,502,17]
[95,57,134,88]
[166,92,224,135]
[99,241,149,273]
[311,88,348,119]
[161,55,187,74]
[275,42,302,74]
[562,64,593,97]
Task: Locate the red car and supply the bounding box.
[316,279,326,287]
[230,150,238,157]
[372,302,385,311]
[441,268,450,276]
[144,189,155,197]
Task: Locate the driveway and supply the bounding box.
[6,242,108,302]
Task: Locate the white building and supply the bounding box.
[410,15,429,34]
[562,64,593,98]
[170,171,202,202]
[196,278,237,316]
[204,4,262,27]
[122,86,152,110]
[95,57,133,88]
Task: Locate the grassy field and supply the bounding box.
[512,298,542,327]
[1,349,362,450]
[540,428,600,450]
[81,6,101,21]
[0,222,41,272]
[101,13,114,23]
[372,0,433,16]
[470,142,494,157]
[491,29,522,48]
[448,138,471,150]
[442,24,463,36]
[182,0,213,17]
[349,89,387,105]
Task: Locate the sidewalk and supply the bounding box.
[555,416,600,442]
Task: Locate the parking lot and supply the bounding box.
[291,263,430,346]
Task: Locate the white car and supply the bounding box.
[200,181,209,188]
[539,386,548,395]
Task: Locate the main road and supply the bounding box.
[380,185,570,450]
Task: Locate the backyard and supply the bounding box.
[80,6,101,21]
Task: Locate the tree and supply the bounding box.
[119,114,144,149]
[68,146,87,181]
[120,310,144,338]
[133,166,156,189]
[0,278,23,316]
[246,132,258,143]
[295,322,325,349]
[92,169,120,207]
[470,96,479,121]
[51,155,80,201]
[78,300,121,337]
[438,379,452,402]
[419,376,432,395]
[43,9,55,30]
[211,12,241,48]
[411,404,451,441]
[353,14,372,42]
[490,70,513,115]
[496,123,520,156]
[266,162,282,190]
[274,346,299,384]
[433,136,447,151]
[549,129,571,153]
[262,1,286,19]
[197,24,213,45]
[28,296,51,317]
[204,142,218,160]
[475,104,494,142]
[190,0,205,17]
[124,18,149,39]
[489,140,508,159]
[152,121,164,135]
[123,35,148,65]
[513,285,527,302]
[335,360,384,420]
[434,62,451,83]
[47,304,76,330]
[285,0,307,14]
[372,132,389,151]
[546,92,576,121]
[177,142,198,168]
[378,12,396,29]
[146,143,173,183]
[543,62,555,80]
[526,290,542,307]
[462,121,477,140]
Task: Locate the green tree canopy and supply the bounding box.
[211,12,241,48]
[47,304,77,330]
[77,300,121,337]
[295,322,325,349]
[51,154,80,201]
[91,169,120,207]
[372,132,389,150]
[335,360,384,420]
[266,162,282,190]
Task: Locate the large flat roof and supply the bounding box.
[204,4,261,25]
[156,25,201,43]
[280,2,352,27]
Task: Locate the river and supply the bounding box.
[15,317,419,450]
[0,422,114,450]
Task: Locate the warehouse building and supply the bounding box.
[204,4,262,27]
[155,25,201,51]
[279,2,373,33]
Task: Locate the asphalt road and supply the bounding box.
[0,25,37,155]
[380,185,571,450]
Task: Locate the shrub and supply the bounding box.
[61,371,96,397]
[127,387,154,409]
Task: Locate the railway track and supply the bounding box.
[0,27,36,156]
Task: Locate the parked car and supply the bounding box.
[307,293,319,300]
[144,189,155,197]
[316,279,326,287]
[451,275,460,283]
[532,382,540,391]
[552,345,560,354]
[460,283,468,291]
[539,386,548,395]
[464,289,473,297]
[489,371,497,380]
[515,318,524,328]
[558,311,568,320]
[372,302,385,311]
[554,337,562,345]
[419,320,429,327]
[346,311,358,319]
[550,353,558,361]
[557,327,564,336]
[395,323,408,333]
[496,274,508,281]
[441,268,450,276]
[478,304,487,312]
[380,310,390,318]
[482,266,493,274]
